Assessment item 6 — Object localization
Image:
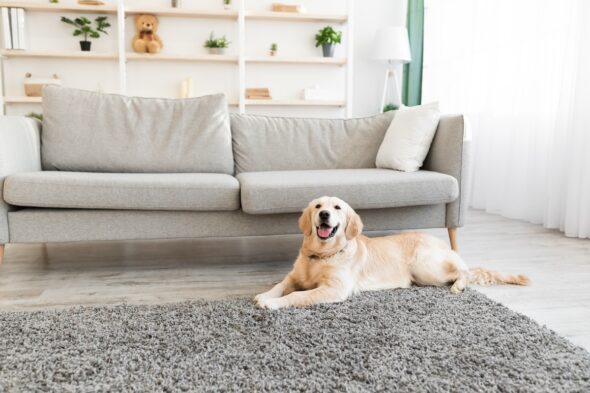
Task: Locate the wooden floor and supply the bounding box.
[1,209,589,351]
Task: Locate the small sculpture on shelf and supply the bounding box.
[204,32,230,55]
[180,77,193,99]
[60,16,110,51]
[270,42,278,56]
[132,14,163,54]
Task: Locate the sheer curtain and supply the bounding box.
[422,0,590,238]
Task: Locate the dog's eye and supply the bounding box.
[335,205,341,210]
[315,204,321,209]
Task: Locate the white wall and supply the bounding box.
[353,0,406,117]
[2,0,406,118]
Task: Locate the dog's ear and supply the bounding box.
[345,208,363,240]
[298,206,313,236]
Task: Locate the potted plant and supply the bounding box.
[270,42,277,56]
[223,0,231,10]
[315,26,342,57]
[204,32,230,55]
[61,16,110,51]
[383,103,399,112]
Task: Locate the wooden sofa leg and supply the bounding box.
[0,244,4,265]
[448,228,458,251]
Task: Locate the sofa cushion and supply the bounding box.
[237,168,458,214]
[230,112,395,174]
[4,172,240,211]
[42,86,234,174]
[376,102,441,172]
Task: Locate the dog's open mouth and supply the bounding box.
[317,224,339,240]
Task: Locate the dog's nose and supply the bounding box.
[319,210,330,220]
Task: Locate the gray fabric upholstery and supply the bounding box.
[42,87,234,174]
[231,112,395,174]
[0,112,469,245]
[423,115,472,228]
[237,168,458,214]
[8,205,446,243]
[4,172,240,211]
[0,117,42,243]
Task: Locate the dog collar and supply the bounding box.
[306,241,349,260]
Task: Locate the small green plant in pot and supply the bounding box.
[61,16,110,51]
[223,0,231,10]
[383,103,399,112]
[315,26,342,57]
[270,42,278,56]
[26,112,43,121]
[204,32,230,55]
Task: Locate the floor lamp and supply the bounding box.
[373,27,412,112]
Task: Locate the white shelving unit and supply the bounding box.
[0,0,354,117]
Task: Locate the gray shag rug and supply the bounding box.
[1,288,589,392]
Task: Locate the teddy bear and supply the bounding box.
[132,14,163,54]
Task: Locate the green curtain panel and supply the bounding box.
[402,0,424,106]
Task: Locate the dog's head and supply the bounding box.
[298,196,363,243]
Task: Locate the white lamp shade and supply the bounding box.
[373,26,412,63]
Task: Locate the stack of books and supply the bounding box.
[246,88,272,100]
[1,7,26,50]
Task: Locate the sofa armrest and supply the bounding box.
[423,115,473,228]
[0,117,42,243]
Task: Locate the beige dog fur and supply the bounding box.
[255,196,529,309]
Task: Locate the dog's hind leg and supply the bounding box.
[410,246,470,293]
[449,266,469,294]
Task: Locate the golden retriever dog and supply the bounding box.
[255,196,529,309]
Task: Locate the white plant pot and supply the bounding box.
[208,48,226,55]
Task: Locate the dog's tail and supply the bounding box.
[468,267,530,286]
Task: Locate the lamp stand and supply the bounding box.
[380,66,402,113]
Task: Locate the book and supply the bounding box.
[271,3,305,13]
[1,8,11,49]
[16,8,25,50]
[9,7,18,49]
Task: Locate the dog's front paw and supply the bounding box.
[256,297,283,310]
[254,291,273,303]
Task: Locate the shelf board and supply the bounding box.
[3,96,42,104]
[0,1,117,14]
[126,53,238,63]
[245,11,347,23]
[245,56,346,65]
[1,50,118,60]
[125,7,238,19]
[244,99,346,107]
[3,96,240,106]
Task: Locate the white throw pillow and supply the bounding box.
[375,102,441,172]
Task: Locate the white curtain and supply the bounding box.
[422,0,590,238]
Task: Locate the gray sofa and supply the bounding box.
[0,87,471,262]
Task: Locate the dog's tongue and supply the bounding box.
[318,226,332,238]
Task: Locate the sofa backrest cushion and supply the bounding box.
[230,112,395,173]
[42,87,234,174]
